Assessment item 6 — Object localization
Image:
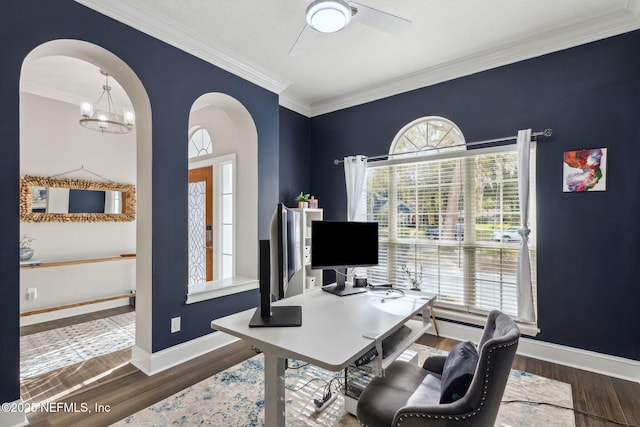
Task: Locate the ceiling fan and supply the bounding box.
[289,0,411,56]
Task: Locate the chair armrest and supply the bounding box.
[422,354,447,374]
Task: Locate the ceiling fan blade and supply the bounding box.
[289,24,318,56]
[349,2,411,35]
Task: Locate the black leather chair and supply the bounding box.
[356,310,520,427]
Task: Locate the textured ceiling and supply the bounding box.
[21,0,640,116]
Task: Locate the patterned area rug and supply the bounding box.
[113,344,575,427]
[20,312,136,379]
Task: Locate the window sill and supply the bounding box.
[433,306,540,337]
[186,276,258,304]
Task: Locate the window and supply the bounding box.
[356,117,536,322]
[187,126,236,286]
[188,127,213,159]
[219,160,234,279]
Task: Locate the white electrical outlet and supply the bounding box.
[27,288,37,300]
[171,316,181,333]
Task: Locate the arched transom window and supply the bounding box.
[390,117,465,157]
[188,127,213,159]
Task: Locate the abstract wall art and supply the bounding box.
[563,148,607,192]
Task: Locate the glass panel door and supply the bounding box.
[188,166,213,284]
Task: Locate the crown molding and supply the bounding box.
[74,1,640,118]
[73,0,290,95]
[308,4,640,117]
[21,81,86,107]
[279,93,311,117]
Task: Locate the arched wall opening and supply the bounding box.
[20,39,153,353]
[188,93,259,282]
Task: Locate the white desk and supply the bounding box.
[211,288,435,427]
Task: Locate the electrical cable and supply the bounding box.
[284,371,345,411]
[287,361,310,369]
[368,287,405,302]
[501,399,640,427]
[333,269,349,277]
[284,377,329,392]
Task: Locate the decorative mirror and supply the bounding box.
[20,175,136,223]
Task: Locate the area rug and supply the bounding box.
[20,312,136,379]
[113,343,575,427]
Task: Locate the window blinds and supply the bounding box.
[356,146,536,317]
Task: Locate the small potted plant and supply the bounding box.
[20,234,35,261]
[295,192,311,208]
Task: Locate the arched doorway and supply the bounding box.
[18,39,152,399]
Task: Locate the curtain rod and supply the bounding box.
[334,128,553,165]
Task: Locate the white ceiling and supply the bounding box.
[21,0,640,117]
[21,56,133,111]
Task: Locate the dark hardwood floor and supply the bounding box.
[416,335,640,427]
[20,310,640,426]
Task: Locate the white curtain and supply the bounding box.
[516,129,535,322]
[344,155,368,221]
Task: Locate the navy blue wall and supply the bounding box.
[279,107,311,204]
[0,0,280,403]
[310,31,640,361]
[3,0,639,408]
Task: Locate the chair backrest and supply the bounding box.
[456,310,520,425]
[387,311,520,427]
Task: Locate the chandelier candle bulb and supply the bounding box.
[80,102,93,116]
[79,69,134,134]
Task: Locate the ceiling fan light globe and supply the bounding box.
[306,0,352,33]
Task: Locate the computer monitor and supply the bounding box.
[311,220,379,296]
[249,203,302,327]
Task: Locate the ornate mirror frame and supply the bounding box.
[20,175,136,223]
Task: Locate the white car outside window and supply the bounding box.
[491,227,522,242]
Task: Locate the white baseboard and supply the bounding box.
[0,399,29,427]
[20,298,130,327]
[131,331,239,376]
[433,319,640,383]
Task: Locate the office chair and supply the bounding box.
[356,310,520,427]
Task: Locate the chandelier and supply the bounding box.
[79,70,134,134]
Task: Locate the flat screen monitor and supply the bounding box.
[311,221,378,296]
[271,203,301,299]
[249,203,302,327]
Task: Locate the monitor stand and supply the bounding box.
[249,239,302,327]
[249,306,302,327]
[322,268,368,296]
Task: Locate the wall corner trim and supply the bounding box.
[0,399,29,427]
[130,331,238,376]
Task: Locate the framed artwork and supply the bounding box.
[563,148,607,192]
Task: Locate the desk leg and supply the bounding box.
[263,352,286,427]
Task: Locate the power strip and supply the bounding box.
[314,391,338,413]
